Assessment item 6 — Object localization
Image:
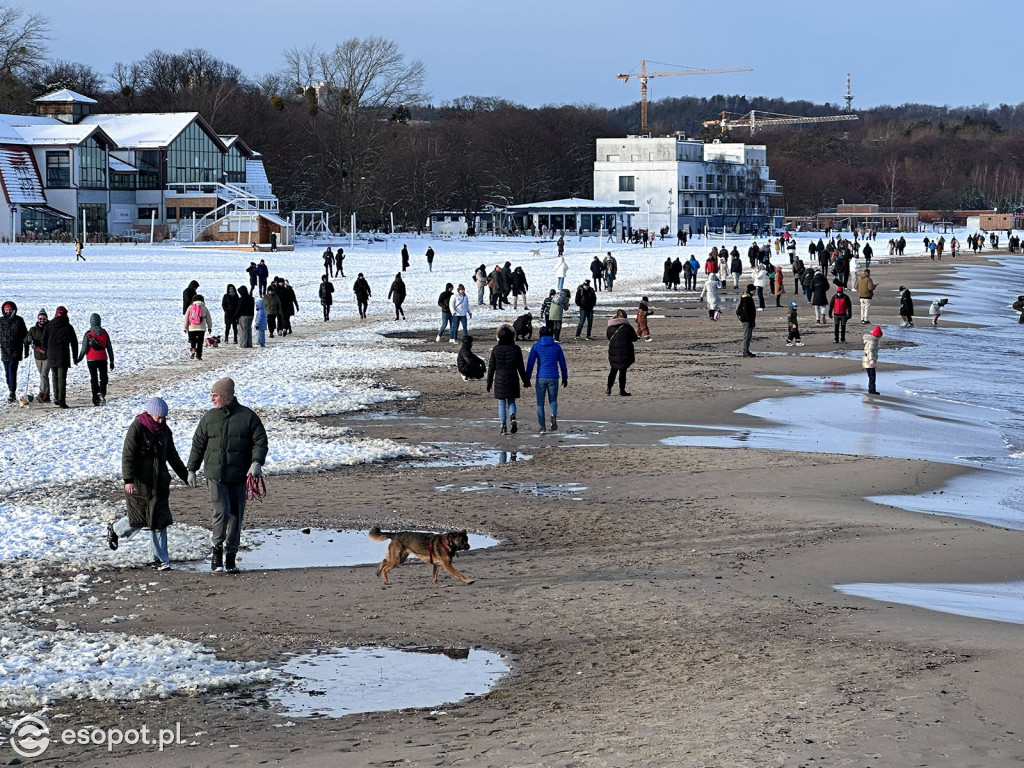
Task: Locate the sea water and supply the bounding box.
[665,255,1024,624]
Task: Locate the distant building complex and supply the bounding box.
[0,88,288,244]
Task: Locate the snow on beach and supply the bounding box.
[0,230,942,709]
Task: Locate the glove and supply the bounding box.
[248,462,263,478]
[187,470,199,487]
[562,379,568,388]
[109,362,115,370]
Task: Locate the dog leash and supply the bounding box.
[246,473,267,502]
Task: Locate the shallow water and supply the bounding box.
[411,443,533,466]
[439,480,587,500]
[269,646,509,717]
[179,528,498,571]
[835,581,1024,626]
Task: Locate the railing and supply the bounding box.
[174,195,274,242]
[166,181,278,207]
[679,181,783,195]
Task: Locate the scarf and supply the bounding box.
[138,412,166,435]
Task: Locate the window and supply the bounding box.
[138,207,159,220]
[110,172,135,191]
[605,154,619,162]
[224,146,246,184]
[619,199,635,206]
[618,176,635,192]
[78,138,106,189]
[166,121,223,184]
[46,151,70,187]
[137,151,161,190]
[78,203,107,235]
[166,206,176,219]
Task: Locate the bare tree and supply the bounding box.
[33,59,104,96]
[0,4,47,80]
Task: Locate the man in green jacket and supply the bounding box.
[188,377,269,573]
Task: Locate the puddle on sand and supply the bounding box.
[411,442,532,467]
[270,646,509,717]
[180,528,497,571]
[836,581,1024,626]
[438,481,586,500]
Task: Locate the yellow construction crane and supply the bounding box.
[703,110,859,136]
[616,60,752,135]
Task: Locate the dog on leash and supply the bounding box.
[513,312,534,340]
[205,335,222,348]
[369,526,474,585]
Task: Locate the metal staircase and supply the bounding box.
[169,182,279,242]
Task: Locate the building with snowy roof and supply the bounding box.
[593,135,785,235]
[0,88,289,245]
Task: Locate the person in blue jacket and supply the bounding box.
[525,326,568,434]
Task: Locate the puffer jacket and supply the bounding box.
[548,291,569,322]
[486,325,529,400]
[855,273,875,298]
[810,273,830,306]
[187,398,269,484]
[606,317,637,369]
[77,313,114,364]
[525,334,568,381]
[263,289,282,316]
[699,275,721,310]
[457,336,486,380]
[862,334,879,368]
[122,416,188,529]
[899,289,914,317]
[0,301,28,362]
[25,321,47,361]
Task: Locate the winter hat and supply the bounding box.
[584,279,591,284]
[55,306,68,317]
[836,286,844,293]
[538,326,552,337]
[37,308,48,318]
[145,397,169,418]
[870,325,883,338]
[211,377,235,400]
[898,286,906,292]
[790,301,798,308]
[746,284,755,293]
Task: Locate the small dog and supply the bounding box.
[513,312,534,341]
[369,526,474,585]
[528,248,541,257]
[205,335,221,348]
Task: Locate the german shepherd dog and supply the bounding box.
[369,527,474,585]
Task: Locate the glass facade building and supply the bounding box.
[166,121,222,184]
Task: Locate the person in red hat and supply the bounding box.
[862,325,883,395]
[828,285,852,343]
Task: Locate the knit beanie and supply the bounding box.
[145,397,169,418]
[37,308,47,318]
[55,306,68,317]
[870,326,883,338]
[211,377,235,400]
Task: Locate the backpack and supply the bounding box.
[187,303,203,325]
[86,331,105,352]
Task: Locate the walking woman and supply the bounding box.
[606,308,638,396]
[107,397,189,570]
[388,273,407,320]
[42,305,77,408]
[221,284,239,343]
[486,324,530,435]
[75,312,115,406]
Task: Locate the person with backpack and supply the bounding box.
[574,279,597,340]
[548,288,569,341]
[318,274,335,322]
[828,286,853,343]
[525,325,568,433]
[108,397,189,570]
[183,294,213,359]
[42,306,78,408]
[75,313,115,406]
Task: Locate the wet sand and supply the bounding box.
[33,248,1024,766]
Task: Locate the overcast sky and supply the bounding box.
[31,0,1019,115]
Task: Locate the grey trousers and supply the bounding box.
[209,479,246,554]
[35,358,50,395]
[238,316,254,347]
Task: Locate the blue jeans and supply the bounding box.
[450,315,468,340]
[497,398,517,424]
[113,515,169,564]
[3,357,19,396]
[477,284,485,304]
[575,309,593,338]
[557,277,565,291]
[535,378,558,428]
[438,312,452,338]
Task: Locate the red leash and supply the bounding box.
[246,473,267,502]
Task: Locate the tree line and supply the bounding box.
[4,4,1024,230]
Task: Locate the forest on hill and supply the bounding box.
[3,5,1024,229]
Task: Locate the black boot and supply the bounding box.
[211,547,224,573]
[224,552,239,573]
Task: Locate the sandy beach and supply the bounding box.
[12,247,1022,767]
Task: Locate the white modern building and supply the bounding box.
[0,88,289,244]
[593,135,784,235]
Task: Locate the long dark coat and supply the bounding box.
[122,417,188,529]
[486,326,529,399]
[42,315,78,368]
[606,318,638,369]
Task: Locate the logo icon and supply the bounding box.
[10,716,49,758]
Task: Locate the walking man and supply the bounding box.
[574,279,597,340]
[737,284,757,357]
[187,377,268,574]
[0,300,28,403]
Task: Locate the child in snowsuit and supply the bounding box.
[636,297,652,341]
[786,301,803,346]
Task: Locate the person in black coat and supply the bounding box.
[221,284,239,343]
[662,257,673,287]
[276,279,299,335]
[457,335,486,380]
[388,273,407,320]
[486,324,530,434]
[899,286,915,327]
[606,309,638,395]
[319,274,335,321]
[183,280,200,314]
[236,287,255,347]
[736,284,758,358]
[401,244,410,271]
[41,305,78,407]
[353,273,371,318]
[0,300,28,402]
